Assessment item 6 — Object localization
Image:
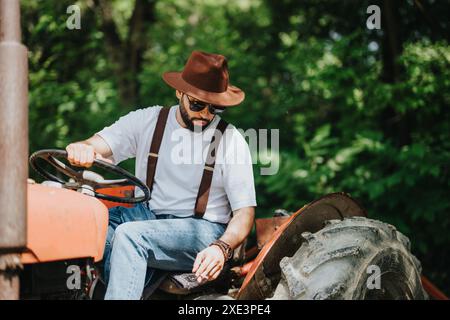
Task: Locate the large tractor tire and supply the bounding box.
[270,217,427,300]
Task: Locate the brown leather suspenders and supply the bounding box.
[194,119,228,217]
[146,107,170,193]
[146,107,229,218]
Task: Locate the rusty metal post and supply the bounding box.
[0,0,28,299]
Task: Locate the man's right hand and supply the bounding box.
[66,142,111,168]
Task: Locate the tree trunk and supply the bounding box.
[380,0,410,147]
[91,0,156,108]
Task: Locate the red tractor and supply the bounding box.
[16,148,443,300]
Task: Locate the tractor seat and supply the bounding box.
[91,262,233,300]
[141,241,246,298]
[156,239,246,296]
[157,262,232,296]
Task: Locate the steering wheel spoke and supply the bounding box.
[46,155,82,179]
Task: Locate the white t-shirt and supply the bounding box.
[96,105,257,224]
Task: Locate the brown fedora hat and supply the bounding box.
[162,51,245,107]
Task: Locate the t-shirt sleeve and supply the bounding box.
[221,128,257,212]
[95,109,146,164]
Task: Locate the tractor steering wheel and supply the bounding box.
[29,149,150,204]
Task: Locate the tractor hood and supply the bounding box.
[21,184,108,264]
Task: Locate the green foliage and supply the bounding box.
[23,0,450,293]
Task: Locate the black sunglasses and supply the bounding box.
[184,94,226,115]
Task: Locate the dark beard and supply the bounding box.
[179,100,212,132]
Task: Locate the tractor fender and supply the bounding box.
[237,192,366,300]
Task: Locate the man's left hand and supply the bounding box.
[192,245,225,283]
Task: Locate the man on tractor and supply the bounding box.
[65,51,257,300]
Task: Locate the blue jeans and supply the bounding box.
[102,203,226,300]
